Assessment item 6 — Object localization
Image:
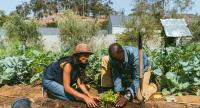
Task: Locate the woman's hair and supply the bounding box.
[74,53,87,83]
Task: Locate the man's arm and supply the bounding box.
[112,68,124,92]
[126,66,140,99]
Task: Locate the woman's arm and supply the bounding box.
[63,63,86,99]
[77,77,101,101]
[63,63,98,107]
[77,77,91,96]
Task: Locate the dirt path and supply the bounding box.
[0,84,200,108]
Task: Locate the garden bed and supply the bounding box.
[0,84,200,108]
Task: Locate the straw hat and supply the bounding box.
[73,43,93,55]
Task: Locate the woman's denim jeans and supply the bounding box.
[42,79,75,100]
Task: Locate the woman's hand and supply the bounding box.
[83,96,98,108]
[88,95,101,101]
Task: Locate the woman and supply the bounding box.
[42,43,100,107]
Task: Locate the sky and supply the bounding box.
[0,0,200,15]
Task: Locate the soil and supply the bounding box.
[0,84,200,108]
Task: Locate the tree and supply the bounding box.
[3,13,41,53]
[28,0,114,18]
[30,0,45,18]
[16,2,31,18]
[58,10,99,51]
[0,10,8,27]
[174,0,194,14]
[45,0,58,15]
[90,0,113,18]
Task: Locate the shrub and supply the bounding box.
[58,10,99,52]
[3,13,42,53]
[46,22,58,27]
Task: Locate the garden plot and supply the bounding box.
[0,84,200,108]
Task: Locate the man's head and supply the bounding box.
[108,43,124,63]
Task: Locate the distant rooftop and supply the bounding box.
[109,15,131,27]
[39,27,60,35]
[161,19,192,37]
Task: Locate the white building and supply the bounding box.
[39,27,60,52]
[108,15,131,34]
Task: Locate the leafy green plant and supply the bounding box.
[147,43,200,96]
[25,49,70,83]
[25,50,57,73]
[101,90,118,104]
[85,48,108,89]
[100,90,118,108]
[0,56,33,85]
[0,48,71,85]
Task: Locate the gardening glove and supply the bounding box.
[115,96,128,107]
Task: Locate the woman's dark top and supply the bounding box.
[43,56,86,85]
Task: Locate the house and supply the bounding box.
[161,19,192,46]
[108,15,131,34]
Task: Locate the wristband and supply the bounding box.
[125,90,132,100]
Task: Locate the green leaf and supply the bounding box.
[165,72,177,80]
[30,73,42,83]
[178,82,189,90]
[162,88,171,96]
[193,77,200,85]
[183,66,193,71]
[196,89,200,96]
[153,68,162,76]
[179,61,189,67]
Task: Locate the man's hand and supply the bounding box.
[115,96,128,107]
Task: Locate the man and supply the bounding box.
[101,43,157,107]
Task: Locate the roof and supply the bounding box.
[109,15,131,27]
[39,27,60,35]
[0,27,60,36]
[161,19,192,37]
